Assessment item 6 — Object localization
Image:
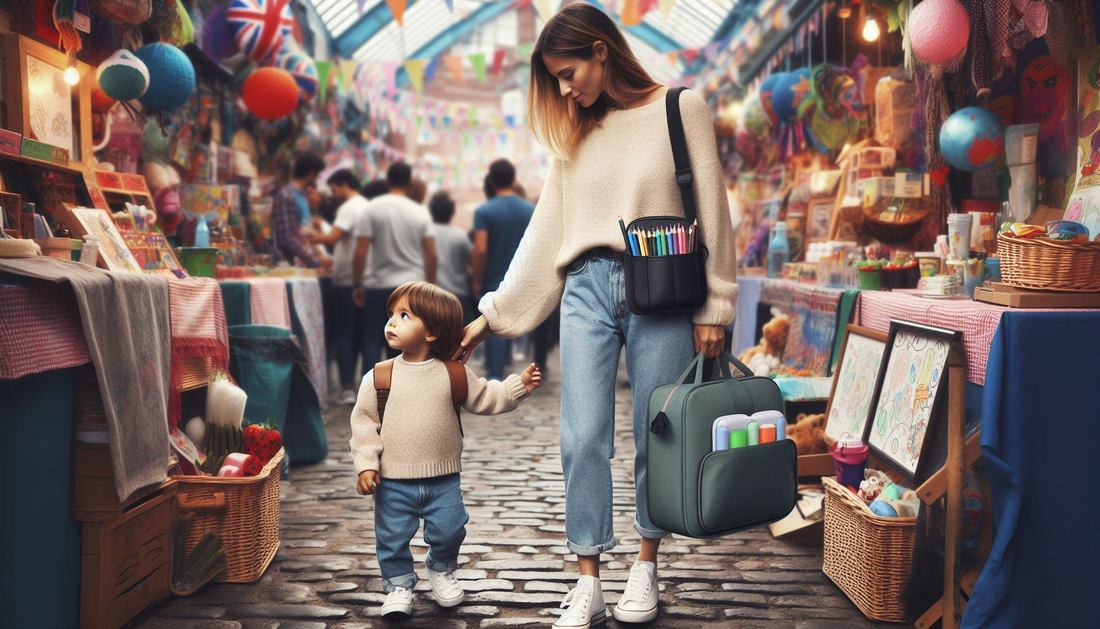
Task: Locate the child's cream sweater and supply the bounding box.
[349,356,530,479]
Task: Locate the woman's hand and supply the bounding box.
[694,324,725,359]
[454,315,493,363]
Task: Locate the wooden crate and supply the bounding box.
[81,481,177,629]
[74,443,172,522]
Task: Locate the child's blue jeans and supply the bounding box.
[373,473,468,593]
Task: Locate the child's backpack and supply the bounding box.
[374,359,469,435]
[647,351,797,538]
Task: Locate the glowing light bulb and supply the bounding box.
[64,66,80,86]
[863,15,881,42]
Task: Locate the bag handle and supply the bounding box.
[665,87,697,225]
[677,351,754,386]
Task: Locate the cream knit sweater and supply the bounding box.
[480,88,738,338]
[349,356,530,479]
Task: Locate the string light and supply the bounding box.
[862,14,881,42]
[63,54,79,86]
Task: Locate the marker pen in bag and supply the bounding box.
[729,429,748,449]
[759,425,776,443]
[746,420,760,446]
[715,426,730,451]
[776,416,787,441]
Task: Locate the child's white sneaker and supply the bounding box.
[380,586,415,618]
[553,575,606,628]
[612,561,658,623]
[427,566,465,607]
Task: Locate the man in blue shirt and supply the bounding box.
[473,159,534,380]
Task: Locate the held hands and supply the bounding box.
[694,325,725,359]
[453,315,492,364]
[520,363,542,393]
[357,470,380,495]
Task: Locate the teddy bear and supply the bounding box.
[738,314,791,377]
[787,412,828,455]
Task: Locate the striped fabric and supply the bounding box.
[247,277,292,329]
[0,284,91,380]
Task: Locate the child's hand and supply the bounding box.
[357,470,380,495]
[521,363,542,393]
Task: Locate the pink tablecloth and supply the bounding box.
[246,277,291,329]
[166,276,230,427]
[854,292,1010,385]
[0,283,91,380]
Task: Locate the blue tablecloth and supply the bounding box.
[962,311,1100,629]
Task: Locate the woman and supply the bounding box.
[455,5,737,627]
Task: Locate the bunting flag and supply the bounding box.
[468,53,487,83]
[385,0,406,26]
[404,59,426,92]
[491,49,507,76]
[659,0,675,18]
[381,61,397,94]
[444,56,464,84]
[315,60,334,102]
[517,42,535,62]
[424,56,440,82]
[444,0,453,11]
[339,59,359,91]
[682,47,700,64]
[704,41,721,63]
[621,0,642,25]
[534,0,557,23]
[667,51,679,65]
[357,0,371,14]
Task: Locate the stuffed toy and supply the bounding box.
[858,469,893,503]
[787,412,828,455]
[738,314,791,377]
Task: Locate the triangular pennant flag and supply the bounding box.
[534,0,557,23]
[404,59,426,92]
[385,0,407,26]
[380,61,398,95]
[492,49,507,76]
[667,51,679,65]
[621,0,642,25]
[704,41,721,63]
[315,61,334,102]
[339,60,360,92]
[444,0,453,11]
[517,43,535,63]
[682,48,700,64]
[468,53,487,83]
[444,56,464,84]
[659,0,675,18]
[424,56,440,83]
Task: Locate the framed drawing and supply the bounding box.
[862,320,961,482]
[824,325,888,444]
[808,200,834,241]
[3,34,93,165]
[71,207,144,274]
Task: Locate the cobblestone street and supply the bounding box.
[142,350,904,629]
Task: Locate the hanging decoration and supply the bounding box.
[469,53,488,83]
[227,0,295,64]
[773,68,812,123]
[444,56,465,84]
[800,64,861,151]
[385,0,407,26]
[404,59,427,92]
[339,60,361,93]
[52,0,83,55]
[938,106,1005,172]
[315,60,334,102]
[97,49,150,102]
[134,43,196,112]
[278,51,319,103]
[908,0,970,65]
[759,72,786,128]
[242,67,299,119]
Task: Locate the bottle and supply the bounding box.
[767,221,789,278]
[194,214,210,248]
[20,203,37,240]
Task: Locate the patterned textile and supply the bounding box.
[286,277,327,405]
[166,276,230,427]
[0,283,91,380]
[247,277,292,329]
[782,284,845,376]
[271,184,317,267]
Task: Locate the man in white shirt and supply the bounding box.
[311,169,370,404]
[352,161,437,373]
[428,191,474,322]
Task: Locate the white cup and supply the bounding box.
[946,213,973,261]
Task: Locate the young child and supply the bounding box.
[350,281,541,618]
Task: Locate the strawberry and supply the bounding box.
[241,454,264,476]
[243,423,281,464]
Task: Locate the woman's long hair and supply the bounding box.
[528,3,661,159]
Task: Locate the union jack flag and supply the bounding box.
[227,0,295,63]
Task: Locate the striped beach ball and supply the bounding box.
[278,51,318,103]
[227,0,295,64]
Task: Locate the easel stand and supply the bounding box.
[912,344,991,629]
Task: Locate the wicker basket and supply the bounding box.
[997,232,1100,292]
[91,0,152,24]
[172,449,283,583]
[862,204,929,245]
[822,476,916,622]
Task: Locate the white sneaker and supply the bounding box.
[338,389,358,405]
[427,566,465,607]
[553,575,606,629]
[612,561,659,623]
[380,586,415,618]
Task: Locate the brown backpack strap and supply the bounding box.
[443,360,468,408]
[373,359,395,424]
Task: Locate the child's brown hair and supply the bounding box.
[386,282,464,359]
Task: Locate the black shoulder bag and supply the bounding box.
[622,87,709,315]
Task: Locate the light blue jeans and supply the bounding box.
[374,473,469,592]
[559,254,696,555]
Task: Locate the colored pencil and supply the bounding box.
[618,216,631,251]
[638,229,647,256]
[647,230,655,256]
[667,226,675,255]
[678,225,686,254]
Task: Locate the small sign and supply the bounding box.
[119,173,149,194]
[21,137,69,165]
[95,170,124,190]
[0,129,22,156]
[82,171,110,211]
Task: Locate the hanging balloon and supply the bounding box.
[741,92,771,141]
[227,0,295,63]
[909,0,970,65]
[242,67,299,120]
[759,73,785,127]
[133,43,196,111]
[939,107,1005,171]
[277,51,319,103]
[772,68,812,123]
[96,49,150,102]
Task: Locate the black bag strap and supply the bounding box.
[665,86,697,224]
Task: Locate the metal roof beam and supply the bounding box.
[334,0,422,58]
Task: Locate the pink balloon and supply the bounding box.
[909,0,970,65]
